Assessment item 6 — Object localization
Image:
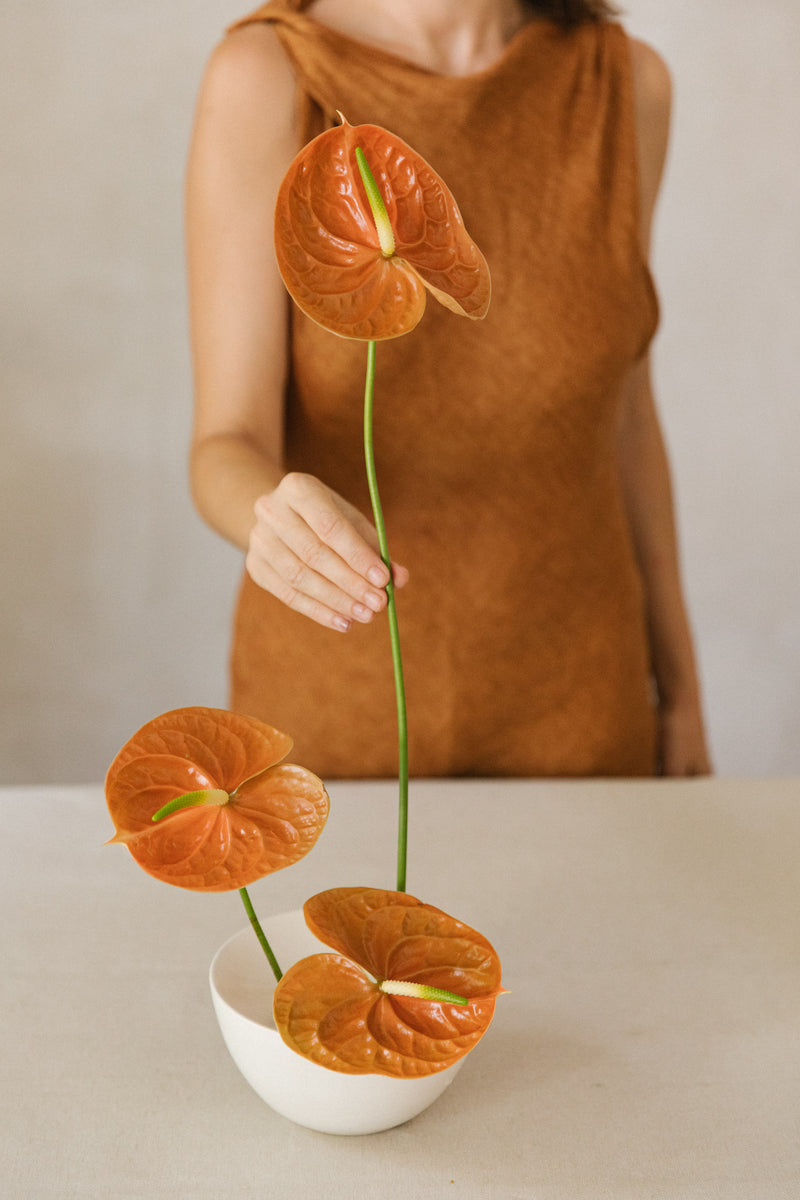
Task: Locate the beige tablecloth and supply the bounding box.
[3,778,799,1198]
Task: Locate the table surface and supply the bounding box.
[3,777,799,1199]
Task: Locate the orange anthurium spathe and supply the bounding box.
[105,707,329,893]
[274,117,491,340]
[273,888,504,1077]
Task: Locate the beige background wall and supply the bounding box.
[2,1,798,783]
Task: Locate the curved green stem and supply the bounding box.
[239,887,282,983]
[149,791,282,982]
[363,339,409,892]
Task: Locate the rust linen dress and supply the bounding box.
[226,0,660,778]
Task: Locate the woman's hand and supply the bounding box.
[247,472,409,632]
[657,694,712,777]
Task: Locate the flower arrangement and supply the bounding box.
[274,115,489,891]
[106,118,502,1087]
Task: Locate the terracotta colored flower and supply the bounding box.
[273,887,504,1077]
[274,117,491,340]
[105,707,329,893]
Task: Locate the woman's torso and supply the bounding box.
[229,0,659,777]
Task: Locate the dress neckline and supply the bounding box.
[280,1,560,84]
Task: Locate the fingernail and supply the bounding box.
[367,566,388,586]
[363,590,385,613]
[333,616,351,633]
[352,603,373,622]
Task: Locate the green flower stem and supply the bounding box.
[238,887,282,983]
[148,792,281,982]
[363,339,409,893]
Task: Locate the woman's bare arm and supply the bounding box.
[618,39,711,775]
[186,24,406,632]
[617,358,711,774]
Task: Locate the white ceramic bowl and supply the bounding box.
[209,909,464,1135]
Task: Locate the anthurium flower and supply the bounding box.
[105,707,329,893]
[273,887,504,1077]
[274,117,491,340]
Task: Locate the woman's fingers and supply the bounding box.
[248,523,386,633]
[657,700,712,777]
[304,494,410,592]
[245,543,357,632]
[247,473,407,630]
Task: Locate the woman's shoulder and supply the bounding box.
[191,20,298,160]
[187,20,301,218]
[624,35,672,244]
[627,35,672,127]
[200,19,295,119]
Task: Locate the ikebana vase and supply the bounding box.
[209,909,466,1135]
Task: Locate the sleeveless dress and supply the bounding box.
[226,0,660,778]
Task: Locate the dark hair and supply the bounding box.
[526,0,620,26]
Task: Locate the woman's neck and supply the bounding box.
[307,0,533,76]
